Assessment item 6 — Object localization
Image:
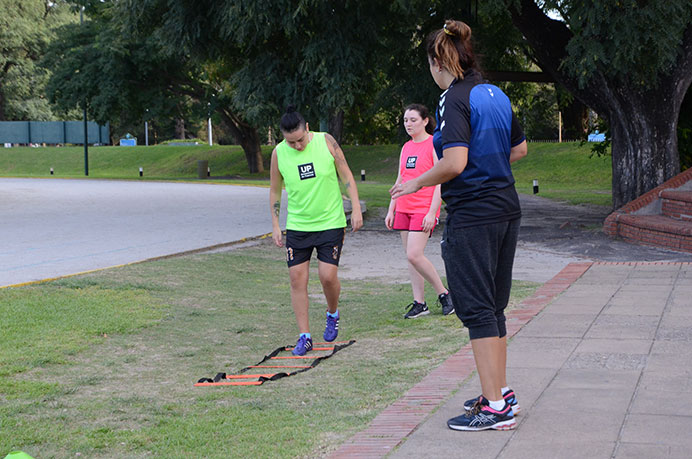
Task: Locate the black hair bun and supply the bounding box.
[286,104,297,114]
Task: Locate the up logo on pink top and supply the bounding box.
[406,156,418,169]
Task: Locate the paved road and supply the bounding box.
[0,178,282,287]
[2,179,686,289]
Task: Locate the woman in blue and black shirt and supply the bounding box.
[391,19,528,432]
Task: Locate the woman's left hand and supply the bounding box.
[390,180,421,199]
[421,214,436,233]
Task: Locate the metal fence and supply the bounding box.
[0,121,110,145]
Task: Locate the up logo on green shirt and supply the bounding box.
[298,162,316,180]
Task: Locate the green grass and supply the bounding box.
[0,145,273,179]
[0,240,538,458]
[0,141,612,207]
[511,142,612,207]
[0,287,164,381]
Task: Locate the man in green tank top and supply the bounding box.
[270,106,363,356]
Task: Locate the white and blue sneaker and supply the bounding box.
[323,310,339,342]
[291,335,313,356]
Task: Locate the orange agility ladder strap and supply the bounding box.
[247,365,312,369]
[195,339,355,387]
[226,374,277,379]
[284,347,334,351]
[195,380,263,386]
[271,356,315,359]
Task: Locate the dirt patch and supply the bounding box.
[227,194,689,284]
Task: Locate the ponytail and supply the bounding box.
[426,19,476,79]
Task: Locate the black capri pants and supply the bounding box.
[441,218,520,340]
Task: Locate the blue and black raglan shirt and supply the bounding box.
[433,68,526,227]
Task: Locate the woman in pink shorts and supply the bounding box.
[385,104,454,319]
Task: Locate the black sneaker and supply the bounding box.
[464,389,521,415]
[438,292,455,315]
[448,399,516,431]
[404,301,429,319]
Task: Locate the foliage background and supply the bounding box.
[0,1,690,171]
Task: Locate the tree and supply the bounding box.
[117,0,270,171]
[355,0,565,144]
[0,0,74,121]
[124,0,413,163]
[679,89,692,171]
[45,1,222,147]
[491,0,692,208]
[203,0,404,144]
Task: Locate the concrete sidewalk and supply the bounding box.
[331,261,692,458]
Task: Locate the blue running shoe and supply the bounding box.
[292,335,313,356]
[448,398,516,431]
[464,389,521,415]
[323,310,339,342]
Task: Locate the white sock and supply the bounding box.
[501,386,510,395]
[488,399,506,411]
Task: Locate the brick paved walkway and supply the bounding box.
[331,261,692,459]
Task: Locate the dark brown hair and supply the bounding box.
[279,105,306,133]
[404,103,436,135]
[426,19,475,79]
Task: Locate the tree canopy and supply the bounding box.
[21,0,692,206]
[45,1,213,143]
[493,0,692,207]
[124,0,414,135]
[0,0,74,121]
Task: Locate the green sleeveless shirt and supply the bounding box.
[276,132,347,231]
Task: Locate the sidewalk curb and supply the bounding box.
[329,262,593,458]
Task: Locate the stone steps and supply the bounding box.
[661,190,692,222]
[616,214,692,253]
[604,168,692,254]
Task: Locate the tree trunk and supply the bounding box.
[556,89,588,140]
[175,118,185,140]
[1,62,11,121]
[609,97,681,209]
[679,89,692,169]
[328,109,344,144]
[239,128,264,173]
[506,0,692,209]
[0,92,5,121]
[219,109,264,173]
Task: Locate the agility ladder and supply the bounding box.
[195,340,355,387]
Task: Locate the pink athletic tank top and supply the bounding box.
[396,136,441,216]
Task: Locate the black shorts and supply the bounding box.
[441,218,520,340]
[285,228,345,268]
